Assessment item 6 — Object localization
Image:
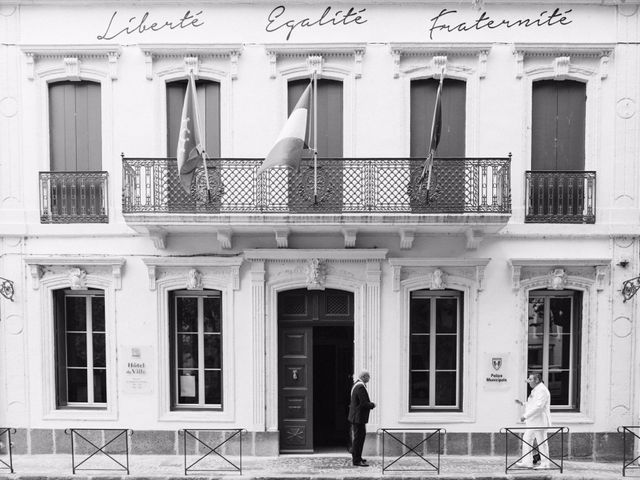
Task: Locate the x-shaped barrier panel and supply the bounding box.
[501,426,568,474]
[377,428,445,475]
[0,428,15,473]
[618,426,640,477]
[66,428,132,474]
[180,429,245,475]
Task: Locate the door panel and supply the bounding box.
[278,327,313,452]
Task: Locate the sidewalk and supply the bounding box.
[0,453,630,479]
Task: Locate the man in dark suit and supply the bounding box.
[348,370,376,467]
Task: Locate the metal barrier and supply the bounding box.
[618,426,640,476]
[377,428,445,474]
[501,426,568,474]
[180,429,245,475]
[0,428,15,473]
[66,428,132,474]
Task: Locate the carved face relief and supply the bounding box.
[431,268,446,290]
[549,268,567,290]
[68,268,87,290]
[186,268,203,290]
[306,258,326,290]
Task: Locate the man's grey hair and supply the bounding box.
[529,372,542,383]
[357,370,370,380]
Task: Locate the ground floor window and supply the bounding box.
[170,290,222,409]
[409,289,463,411]
[527,289,581,410]
[54,289,106,407]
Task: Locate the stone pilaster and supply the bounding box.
[251,261,266,430]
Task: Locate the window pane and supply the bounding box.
[205,370,222,405]
[436,298,457,333]
[410,371,429,406]
[68,368,88,402]
[67,333,87,367]
[204,296,221,333]
[178,334,198,368]
[550,297,572,334]
[528,297,544,336]
[93,368,107,403]
[548,370,570,406]
[93,333,106,368]
[178,371,198,404]
[410,335,429,370]
[204,334,221,369]
[435,335,457,370]
[92,296,105,332]
[410,298,430,334]
[435,372,457,406]
[177,297,198,332]
[66,297,86,330]
[548,333,572,369]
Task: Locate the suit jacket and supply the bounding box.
[348,381,375,424]
[524,382,552,427]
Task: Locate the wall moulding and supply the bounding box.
[24,256,126,290]
[509,258,611,291]
[20,44,122,80]
[389,42,491,78]
[264,43,366,79]
[139,44,243,80]
[244,248,388,263]
[512,43,614,79]
[141,256,243,291]
[388,257,490,292]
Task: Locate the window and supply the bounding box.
[409,289,462,410]
[527,290,582,410]
[44,81,107,223]
[170,290,222,409]
[54,289,107,407]
[410,78,466,158]
[167,79,221,157]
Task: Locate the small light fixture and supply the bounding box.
[617,260,630,268]
[0,277,14,302]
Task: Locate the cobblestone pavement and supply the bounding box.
[0,453,629,479]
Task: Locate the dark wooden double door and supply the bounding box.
[278,288,354,453]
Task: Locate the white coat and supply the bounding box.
[523,382,552,427]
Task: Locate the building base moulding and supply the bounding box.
[1,429,631,460]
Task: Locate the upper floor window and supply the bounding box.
[170,290,223,409]
[527,289,582,410]
[527,80,593,223]
[409,289,463,411]
[167,79,221,158]
[410,78,466,158]
[54,288,107,408]
[288,79,343,157]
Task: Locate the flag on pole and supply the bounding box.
[418,72,444,188]
[176,74,204,193]
[258,83,312,175]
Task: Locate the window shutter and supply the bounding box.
[53,290,68,406]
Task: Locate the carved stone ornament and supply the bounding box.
[68,268,88,290]
[430,268,446,290]
[549,268,567,290]
[186,268,203,290]
[306,258,326,290]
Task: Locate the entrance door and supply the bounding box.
[278,288,354,453]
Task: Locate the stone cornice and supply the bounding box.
[513,43,615,58]
[24,255,126,290]
[389,257,491,267]
[509,258,611,267]
[139,44,243,58]
[244,249,387,262]
[390,43,492,57]
[264,43,366,58]
[141,256,243,268]
[20,44,122,59]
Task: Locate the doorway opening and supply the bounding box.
[278,288,354,453]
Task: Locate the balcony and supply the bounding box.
[121,157,511,240]
[525,171,596,224]
[39,171,109,224]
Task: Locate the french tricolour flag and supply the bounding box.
[258,83,311,175]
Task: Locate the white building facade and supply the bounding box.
[0,0,639,459]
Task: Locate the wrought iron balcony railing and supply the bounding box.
[122,157,511,215]
[525,171,595,224]
[39,171,109,223]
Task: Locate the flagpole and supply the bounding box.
[313,70,318,204]
[419,67,445,190]
[190,71,212,201]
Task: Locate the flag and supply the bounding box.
[176,74,203,193]
[258,83,312,175]
[419,73,444,187]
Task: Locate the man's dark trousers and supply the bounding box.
[351,423,366,464]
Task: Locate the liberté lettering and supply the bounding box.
[428,8,573,40]
[266,5,367,41]
[97,10,204,40]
